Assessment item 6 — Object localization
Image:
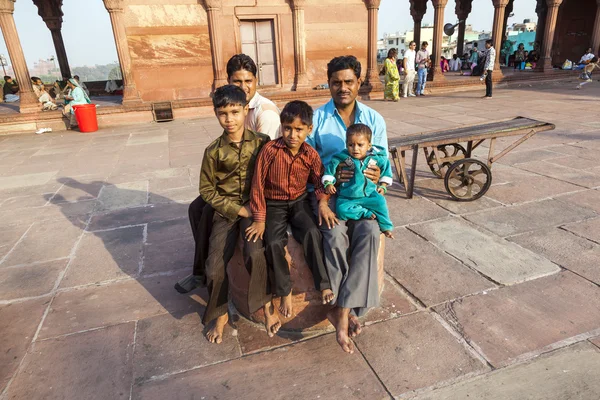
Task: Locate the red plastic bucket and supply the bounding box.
[73,104,98,133]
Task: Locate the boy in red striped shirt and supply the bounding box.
[246,101,337,320]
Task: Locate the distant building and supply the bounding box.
[30,58,58,78]
[508,19,537,33]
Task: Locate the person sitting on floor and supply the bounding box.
[3,76,19,102]
[575,48,596,70]
[74,75,90,97]
[448,54,462,72]
[440,56,450,73]
[31,77,57,111]
[63,78,91,129]
[576,57,599,89]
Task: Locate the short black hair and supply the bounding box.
[592,57,599,63]
[3,76,10,81]
[226,54,257,79]
[346,123,372,142]
[486,39,493,46]
[280,100,313,127]
[74,75,80,80]
[327,56,361,81]
[31,76,40,82]
[212,84,247,109]
[422,41,428,47]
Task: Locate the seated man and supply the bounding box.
[3,76,19,102]
[31,77,57,111]
[575,48,596,70]
[448,54,462,72]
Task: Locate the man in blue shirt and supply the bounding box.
[307,55,388,354]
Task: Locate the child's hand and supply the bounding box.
[238,205,252,218]
[318,200,339,229]
[377,187,386,195]
[245,221,265,242]
[325,184,337,195]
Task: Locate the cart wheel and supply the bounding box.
[427,143,466,178]
[444,158,492,201]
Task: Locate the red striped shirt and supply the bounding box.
[250,138,325,222]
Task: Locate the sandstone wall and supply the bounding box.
[552,0,597,66]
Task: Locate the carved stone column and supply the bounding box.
[364,0,383,90]
[455,0,473,56]
[203,0,227,90]
[33,0,71,78]
[410,0,427,49]
[103,0,141,104]
[290,0,310,91]
[535,0,547,47]
[0,0,38,112]
[431,0,448,81]
[541,0,563,72]
[591,0,600,56]
[501,0,514,42]
[491,0,509,72]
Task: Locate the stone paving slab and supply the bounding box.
[508,227,600,284]
[435,272,600,367]
[385,228,495,306]
[554,189,600,214]
[0,193,52,211]
[60,226,144,288]
[354,312,487,397]
[413,342,600,400]
[52,179,105,203]
[133,333,389,400]
[483,175,582,205]
[133,312,240,383]
[95,181,149,213]
[562,217,600,243]
[545,155,599,171]
[0,224,29,261]
[39,274,201,340]
[463,199,596,237]
[410,218,559,285]
[413,179,504,215]
[515,160,600,189]
[493,148,565,166]
[591,336,600,349]
[87,202,189,231]
[0,260,67,301]
[0,298,48,391]
[5,322,135,400]
[0,171,57,190]
[148,186,198,205]
[387,194,450,226]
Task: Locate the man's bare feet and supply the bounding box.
[327,307,354,354]
[348,314,362,338]
[263,301,281,337]
[205,313,228,344]
[321,289,335,305]
[279,293,293,318]
[383,230,394,239]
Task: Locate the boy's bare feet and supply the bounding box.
[264,301,281,337]
[327,306,354,354]
[321,289,335,304]
[279,293,293,318]
[348,314,362,338]
[205,313,228,344]
[383,230,394,239]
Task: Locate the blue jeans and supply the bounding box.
[4,94,19,102]
[417,68,427,95]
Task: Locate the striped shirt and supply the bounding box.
[250,138,325,222]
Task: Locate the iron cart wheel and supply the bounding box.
[444,158,492,201]
[427,143,467,178]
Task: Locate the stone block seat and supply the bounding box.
[228,232,386,332]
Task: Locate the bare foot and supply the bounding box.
[279,293,293,318]
[327,307,354,354]
[383,230,394,239]
[263,301,281,337]
[348,314,362,338]
[321,289,335,305]
[205,313,228,344]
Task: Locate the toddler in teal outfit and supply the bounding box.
[322,123,394,238]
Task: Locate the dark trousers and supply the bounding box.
[485,70,493,97]
[203,214,269,324]
[189,196,214,281]
[264,195,330,297]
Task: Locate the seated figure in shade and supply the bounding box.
[3,76,19,102]
[31,77,57,111]
[575,48,596,70]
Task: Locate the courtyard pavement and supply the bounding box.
[0,80,599,400]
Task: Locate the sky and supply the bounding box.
[0,0,538,70]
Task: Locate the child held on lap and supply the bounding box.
[246,100,335,319]
[323,123,394,238]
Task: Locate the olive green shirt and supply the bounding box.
[199,129,270,221]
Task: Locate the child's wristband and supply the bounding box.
[377,185,388,194]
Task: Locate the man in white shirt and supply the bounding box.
[403,41,417,97]
[483,39,496,99]
[575,48,596,70]
[448,54,462,72]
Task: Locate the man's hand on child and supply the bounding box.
[336,165,354,184]
[238,205,252,218]
[245,221,265,242]
[318,201,339,229]
[364,165,381,185]
[325,184,337,195]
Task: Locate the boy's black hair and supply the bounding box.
[346,123,372,142]
[327,56,361,81]
[3,76,10,81]
[280,100,313,126]
[486,39,493,46]
[422,41,428,47]
[226,54,257,79]
[591,56,599,63]
[212,85,247,109]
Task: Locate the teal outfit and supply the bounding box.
[323,145,394,232]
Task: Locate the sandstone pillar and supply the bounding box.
[410,0,427,49]
[535,0,547,47]
[455,0,473,56]
[591,0,600,56]
[203,0,227,90]
[0,0,38,112]
[33,0,71,78]
[290,0,310,91]
[491,0,509,72]
[501,0,514,42]
[103,0,141,104]
[364,0,383,90]
[431,0,448,81]
[541,0,563,72]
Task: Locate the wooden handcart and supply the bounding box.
[388,117,555,201]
